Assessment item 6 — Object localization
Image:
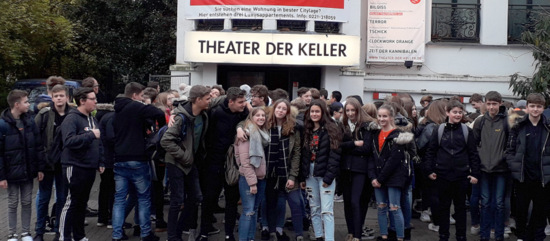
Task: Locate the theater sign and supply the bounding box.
[184,32,360,66]
[184,0,349,22]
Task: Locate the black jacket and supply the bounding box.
[300,127,340,185]
[97,104,115,168]
[60,108,103,169]
[424,122,481,181]
[340,121,377,174]
[0,109,43,182]
[204,97,248,167]
[35,102,73,172]
[506,115,550,185]
[114,97,166,162]
[473,106,509,173]
[369,129,412,188]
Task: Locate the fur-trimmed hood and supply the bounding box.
[394,131,414,145]
[508,110,526,128]
[96,103,114,112]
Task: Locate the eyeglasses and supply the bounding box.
[93,85,99,87]
[85,97,97,101]
[252,95,261,98]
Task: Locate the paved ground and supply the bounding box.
[0,174,525,241]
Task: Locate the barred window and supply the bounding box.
[196,19,224,31]
[508,0,550,43]
[277,20,306,32]
[315,22,340,34]
[232,19,262,31]
[431,0,480,42]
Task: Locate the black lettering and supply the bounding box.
[235,41,243,53]
[252,42,260,55]
[285,43,293,56]
[330,44,337,56]
[217,41,225,54]
[299,43,307,56]
[206,40,216,53]
[316,43,321,56]
[199,40,206,53]
[309,43,315,56]
[276,42,284,55]
[243,42,250,54]
[323,43,328,56]
[226,41,236,54]
[266,42,276,55]
[339,44,347,57]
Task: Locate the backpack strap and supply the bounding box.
[438,123,468,145]
[461,123,469,142]
[177,113,187,137]
[438,123,445,146]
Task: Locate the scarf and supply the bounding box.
[247,123,270,168]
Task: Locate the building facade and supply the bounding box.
[171,0,546,108]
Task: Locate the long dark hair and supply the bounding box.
[304,99,342,149]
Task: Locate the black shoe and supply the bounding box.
[121,230,129,240]
[213,205,225,214]
[404,228,411,241]
[387,230,397,241]
[204,225,220,235]
[196,235,208,241]
[142,233,160,241]
[376,237,387,241]
[53,233,60,241]
[260,229,270,240]
[123,222,133,229]
[85,206,98,217]
[113,239,121,241]
[316,238,324,241]
[276,231,290,241]
[133,225,141,236]
[225,235,235,241]
[33,234,44,241]
[411,210,421,219]
[456,236,466,241]
[154,220,167,232]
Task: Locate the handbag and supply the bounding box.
[225,144,239,186]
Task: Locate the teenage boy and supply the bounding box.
[250,85,269,107]
[58,87,103,241]
[0,90,43,241]
[112,82,165,241]
[34,85,73,241]
[506,93,550,241]
[161,85,211,241]
[197,87,249,241]
[425,100,480,241]
[472,91,509,241]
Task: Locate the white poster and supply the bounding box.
[184,31,360,66]
[184,0,349,22]
[367,0,426,63]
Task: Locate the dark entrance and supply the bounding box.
[217,65,321,99]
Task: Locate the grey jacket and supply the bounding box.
[473,107,509,173]
[161,101,208,174]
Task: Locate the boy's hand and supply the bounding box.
[468,175,478,184]
[0,180,7,189]
[354,140,364,147]
[429,173,437,180]
[371,179,381,188]
[99,167,105,174]
[92,129,100,139]
[236,127,248,142]
[38,172,44,181]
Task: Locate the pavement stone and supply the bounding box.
[0,174,528,240]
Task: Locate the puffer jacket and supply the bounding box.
[235,138,266,186]
[300,126,340,185]
[340,121,378,173]
[161,101,208,174]
[424,122,481,181]
[0,109,43,182]
[506,115,550,185]
[368,129,412,188]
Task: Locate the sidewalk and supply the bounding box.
[0,173,522,241]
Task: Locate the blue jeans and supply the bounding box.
[265,180,303,236]
[480,172,507,240]
[390,183,412,231]
[36,168,65,234]
[470,182,481,227]
[112,161,152,239]
[238,176,266,241]
[374,186,405,239]
[306,163,335,241]
[260,193,285,229]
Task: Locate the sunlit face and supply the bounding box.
[52,91,68,108]
[274,102,288,120]
[485,101,500,117]
[527,103,544,119]
[252,110,266,127]
[309,105,322,123]
[195,94,212,111]
[377,108,393,128]
[301,91,312,105]
[210,89,220,98]
[333,107,343,121]
[412,106,417,118]
[228,97,247,113]
[345,104,357,122]
[447,107,463,124]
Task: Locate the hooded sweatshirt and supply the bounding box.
[60,108,103,169]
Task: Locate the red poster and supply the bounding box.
[190,0,344,9]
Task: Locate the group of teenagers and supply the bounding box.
[1,76,550,241]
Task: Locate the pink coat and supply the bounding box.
[234,139,266,186]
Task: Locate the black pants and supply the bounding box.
[152,163,166,222]
[514,180,550,241]
[98,168,115,224]
[199,165,240,237]
[436,178,468,239]
[59,165,96,241]
[167,164,202,241]
[342,170,373,238]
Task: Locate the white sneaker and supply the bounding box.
[21,233,32,241]
[545,224,550,236]
[470,225,480,235]
[79,237,89,241]
[428,223,439,232]
[504,226,512,234]
[420,211,431,223]
[425,208,432,216]
[7,234,18,241]
[449,216,456,225]
[509,218,516,229]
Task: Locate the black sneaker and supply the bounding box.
[121,230,129,240]
[204,226,220,236]
[225,235,235,241]
[123,222,133,229]
[141,233,160,241]
[276,231,290,241]
[85,207,98,217]
[260,229,270,240]
[154,220,167,232]
[196,235,208,241]
[33,234,44,241]
[133,225,141,236]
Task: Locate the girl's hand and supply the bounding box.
[371,179,381,188]
[286,180,295,189]
[300,182,306,189]
[429,173,437,180]
[354,140,364,147]
[322,182,328,188]
[250,185,257,194]
[468,175,478,184]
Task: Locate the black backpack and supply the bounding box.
[145,113,187,162]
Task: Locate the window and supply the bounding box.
[196,19,224,31]
[431,0,480,42]
[277,20,306,32]
[508,0,550,43]
[231,19,262,31]
[315,22,340,34]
